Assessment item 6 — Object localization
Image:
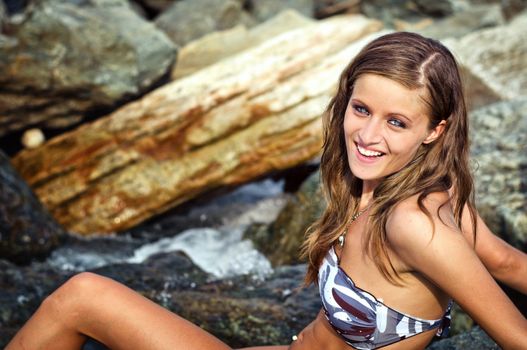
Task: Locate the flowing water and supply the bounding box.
[46,178,289,280]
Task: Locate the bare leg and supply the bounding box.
[6,272,233,350]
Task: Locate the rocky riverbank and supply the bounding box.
[1,0,526,348]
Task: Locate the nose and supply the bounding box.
[358,116,382,144]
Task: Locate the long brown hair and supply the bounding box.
[302,32,477,285]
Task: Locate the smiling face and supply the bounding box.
[343,74,444,188]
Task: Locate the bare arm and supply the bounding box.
[460,206,527,294]
[387,201,527,350]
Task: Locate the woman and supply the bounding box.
[7,32,527,350]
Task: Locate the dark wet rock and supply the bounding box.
[155,0,255,47]
[246,170,325,266]
[502,0,527,20]
[0,1,6,26]
[470,99,527,249]
[0,249,318,348]
[0,150,64,263]
[246,0,314,22]
[133,0,175,16]
[0,0,176,138]
[2,0,29,15]
[0,259,71,336]
[413,0,455,17]
[427,326,498,349]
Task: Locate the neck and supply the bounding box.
[360,179,380,208]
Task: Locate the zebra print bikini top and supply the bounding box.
[318,246,452,350]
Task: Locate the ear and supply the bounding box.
[423,120,447,144]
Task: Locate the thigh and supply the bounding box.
[66,273,232,350]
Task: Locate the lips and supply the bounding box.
[356,143,385,158]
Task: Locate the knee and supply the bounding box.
[41,272,110,323]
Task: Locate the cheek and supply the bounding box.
[343,109,355,136]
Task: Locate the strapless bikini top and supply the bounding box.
[318,246,452,350]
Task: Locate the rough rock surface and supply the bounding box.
[155,0,255,46]
[247,171,325,266]
[416,4,505,39]
[0,249,319,348]
[470,99,527,248]
[247,0,314,22]
[0,150,65,263]
[444,13,527,109]
[172,10,314,79]
[427,326,498,350]
[11,16,384,235]
[0,0,177,138]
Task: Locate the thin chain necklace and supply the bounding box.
[338,205,370,247]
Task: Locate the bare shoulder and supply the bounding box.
[385,192,464,267]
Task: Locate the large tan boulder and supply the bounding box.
[12,15,383,235]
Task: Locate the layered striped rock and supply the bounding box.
[12,15,383,234]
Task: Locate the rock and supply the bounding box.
[501,0,527,20]
[443,13,527,109]
[11,15,384,235]
[172,10,314,80]
[416,4,505,39]
[21,128,45,149]
[413,0,456,17]
[0,1,6,27]
[133,0,175,15]
[248,170,326,266]
[0,248,319,348]
[426,326,498,349]
[155,0,255,47]
[360,0,428,28]
[246,0,314,22]
[314,0,362,19]
[0,150,65,264]
[0,0,177,138]
[2,0,29,15]
[470,99,527,248]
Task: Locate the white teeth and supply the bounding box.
[357,144,383,157]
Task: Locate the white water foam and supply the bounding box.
[127,227,273,279]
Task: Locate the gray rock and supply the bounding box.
[413,0,457,17]
[444,12,527,106]
[470,99,527,248]
[0,249,319,348]
[0,149,65,263]
[247,0,315,22]
[314,0,362,19]
[0,1,5,27]
[155,0,255,46]
[426,326,498,349]
[133,0,177,14]
[0,0,177,138]
[417,4,505,39]
[501,0,527,20]
[360,0,428,28]
[246,170,325,266]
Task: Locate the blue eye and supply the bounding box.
[353,104,370,116]
[388,118,406,128]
